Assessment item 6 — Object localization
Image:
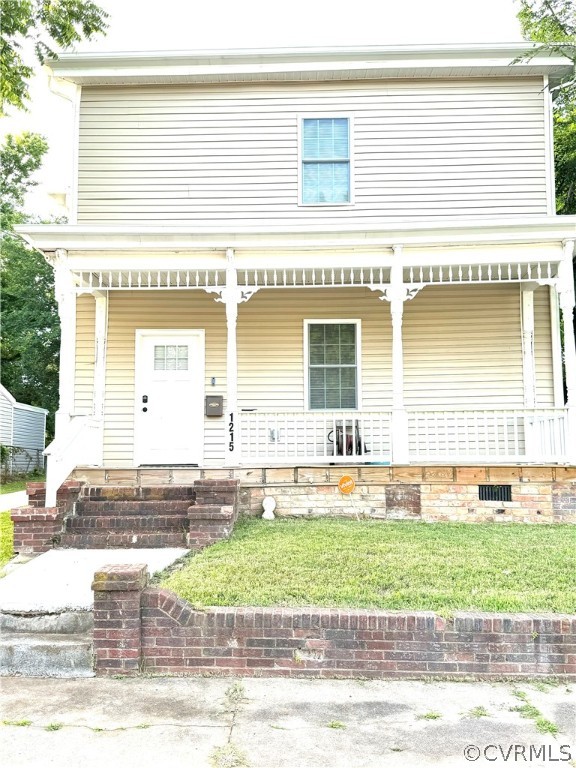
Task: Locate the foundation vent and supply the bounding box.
[478,485,512,502]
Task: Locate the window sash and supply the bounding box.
[308,323,357,410]
[302,117,350,204]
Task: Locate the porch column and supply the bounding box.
[51,249,77,436]
[388,254,410,464]
[369,247,414,464]
[92,291,108,465]
[92,291,108,419]
[225,253,239,466]
[521,285,536,407]
[559,241,576,462]
[209,249,258,466]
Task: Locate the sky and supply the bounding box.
[3,0,526,218]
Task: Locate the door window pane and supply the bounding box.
[154,345,189,371]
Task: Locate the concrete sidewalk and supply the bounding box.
[0,676,574,767]
[0,491,27,513]
[0,548,188,612]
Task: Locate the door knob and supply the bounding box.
[142,407,148,413]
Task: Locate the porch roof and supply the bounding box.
[17,216,576,253]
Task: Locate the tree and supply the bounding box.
[1,132,60,438]
[1,0,108,114]
[1,132,48,229]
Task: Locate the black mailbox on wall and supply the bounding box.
[205,395,224,416]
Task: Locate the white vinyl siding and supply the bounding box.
[77,78,548,226]
[403,284,527,408]
[75,285,555,466]
[0,389,14,445]
[0,386,47,472]
[101,291,226,466]
[75,294,96,414]
[533,285,555,406]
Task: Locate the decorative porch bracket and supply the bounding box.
[205,249,259,465]
[369,246,425,464]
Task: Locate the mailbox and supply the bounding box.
[205,395,224,416]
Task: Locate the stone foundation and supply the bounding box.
[239,466,576,523]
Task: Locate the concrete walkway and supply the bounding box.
[0,491,27,512]
[0,548,187,612]
[0,676,574,767]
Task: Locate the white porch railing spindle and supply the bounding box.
[236,408,567,465]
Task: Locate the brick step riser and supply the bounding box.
[75,500,192,515]
[66,515,188,532]
[82,486,196,501]
[58,532,187,548]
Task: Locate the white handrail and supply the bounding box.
[44,416,102,506]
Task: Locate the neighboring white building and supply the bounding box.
[0,385,47,474]
[17,44,576,505]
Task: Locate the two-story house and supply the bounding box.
[19,44,576,507]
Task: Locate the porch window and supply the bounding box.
[301,117,350,204]
[307,322,358,409]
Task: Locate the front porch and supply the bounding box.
[24,221,575,506]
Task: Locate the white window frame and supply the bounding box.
[303,319,362,411]
[298,114,355,207]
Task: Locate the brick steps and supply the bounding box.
[66,514,188,532]
[58,531,188,548]
[54,484,196,549]
[13,480,239,553]
[75,500,191,515]
[83,486,196,501]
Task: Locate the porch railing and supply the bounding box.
[239,410,392,464]
[408,408,568,463]
[237,408,568,464]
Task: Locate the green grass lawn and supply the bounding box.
[0,472,45,495]
[0,511,14,572]
[160,518,576,615]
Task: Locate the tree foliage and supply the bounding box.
[1,133,59,437]
[1,0,108,114]
[0,132,48,229]
[1,236,60,437]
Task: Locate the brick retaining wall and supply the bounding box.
[92,566,576,679]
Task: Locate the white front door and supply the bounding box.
[134,330,205,465]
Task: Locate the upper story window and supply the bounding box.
[301,117,351,205]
